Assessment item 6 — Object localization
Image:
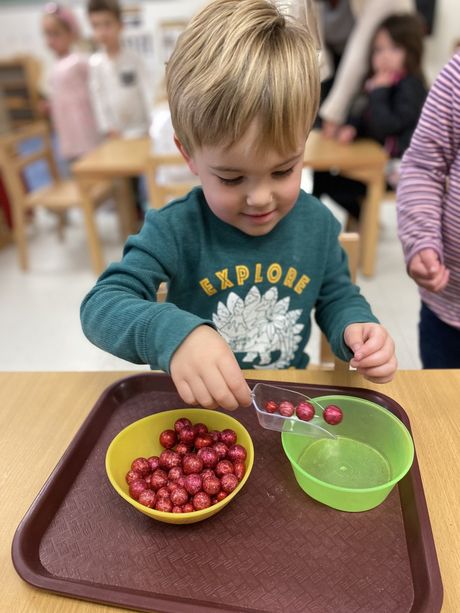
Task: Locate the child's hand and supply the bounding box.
[365,70,395,91]
[337,125,357,144]
[322,120,339,139]
[170,325,252,411]
[344,323,397,383]
[408,249,450,292]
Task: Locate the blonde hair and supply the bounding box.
[166,0,320,155]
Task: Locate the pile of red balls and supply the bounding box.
[264,400,343,425]
[125,417,247,513]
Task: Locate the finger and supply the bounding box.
[418,249,441,274]
[417,266,448,292]
[432,268,450,293]
[218,357,252,408]
[175,379,197,406]
[204,368,240,411]
[189,376,219,410]
[358,357,397,383]
[350,338,394,369]
[343,325,365,355]
[352,327,387,361]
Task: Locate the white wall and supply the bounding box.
[0,0,459,88]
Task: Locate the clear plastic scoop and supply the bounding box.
[251,382,337,439]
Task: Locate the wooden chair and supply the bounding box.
[0,121,113,272]
[315,232,360,372]
[145,152,197,209]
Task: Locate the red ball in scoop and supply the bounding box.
[138,489,156,508]
[279,401,295,417]
[323,404,343,425]
[296,401,315,421]
[264,400,278,414]
[159,429,177,449]
[221,473,238,493]
[193,491,211,510]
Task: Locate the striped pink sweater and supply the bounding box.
[397,53,460,329]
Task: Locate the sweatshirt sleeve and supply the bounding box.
[80,210,214,371]
[88,55,112,135]
[397,55,460,266]
[314,217,379,361]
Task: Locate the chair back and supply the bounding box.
[0,121,59,208]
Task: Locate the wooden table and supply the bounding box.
[1,370,458,612]
[304,130,388,277]
[72,138,151,274]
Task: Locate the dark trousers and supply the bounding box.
[419,302,460,368]
[312,171,366,219]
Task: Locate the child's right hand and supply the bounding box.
[408,248,450,292]
[170,325,252,411]
[336,125,357,144]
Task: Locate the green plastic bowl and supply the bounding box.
[281,395,414,512]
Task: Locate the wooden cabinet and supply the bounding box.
[0,55,41,128]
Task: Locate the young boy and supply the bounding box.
[81,0,397,411]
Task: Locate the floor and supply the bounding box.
[0,171,422,371]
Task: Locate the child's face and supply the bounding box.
[372,29,406,75]
[42,15,73,57]
[178,122,305,236]
[89,11,122,52]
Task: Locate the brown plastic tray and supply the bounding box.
[12,373,443,613]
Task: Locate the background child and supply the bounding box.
[81,0,397,411]
[397,53,460,368]
[313,13,427,224]
[87,0,152,139]
[42,3,100,166]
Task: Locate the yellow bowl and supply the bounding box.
[106,408,254,524]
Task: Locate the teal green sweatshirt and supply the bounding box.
[80,187,378,371]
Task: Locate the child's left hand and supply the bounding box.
[344,323,397,383]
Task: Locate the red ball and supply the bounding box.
[279,400,295,417]
[212,442,228,460]
[159,449,181,470]
[233,460,246,481]
[197,447,219,468]
[129,479,148,500]
[130,457,150,476]
[227,444,247,463]
[138,489,156,508]
[193,423,208,436]
[202,475,221,496]
[208,430,221,443]
[155,498,173,513]
[215,459,234,477]
[215,490,228,502]
[182,503,194,513]
[150,469,168,491]
[175,442,191,455]
[156,486,170,500]
[220,429,237,446]
[221,473,238,493]
[323,404,343,425]
[147,456,160,472]
[167,480,179,492]
[170,486,189,506]
[172,505,183,513]
[182,453,203,475]
[144,474,152,486]
[168,466,183,482]
[264,400,278,414]
[125,469,142,485]
[174,417,192,433]
[201,468,216,480]
[178,426,195,445]
[296,401,315,421]
[184,473,202,495]
[193,491,211,510]
[194,433,214,449]
[159,429,177,449]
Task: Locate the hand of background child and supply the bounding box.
[408,248,450,292]
[322,120,339,139]
[336,125,357,144]
[170,325,253,411]
[365,70,395,91]
[344,323,397,383]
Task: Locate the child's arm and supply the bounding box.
[397,56,460,281]
[88,56,115,136]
